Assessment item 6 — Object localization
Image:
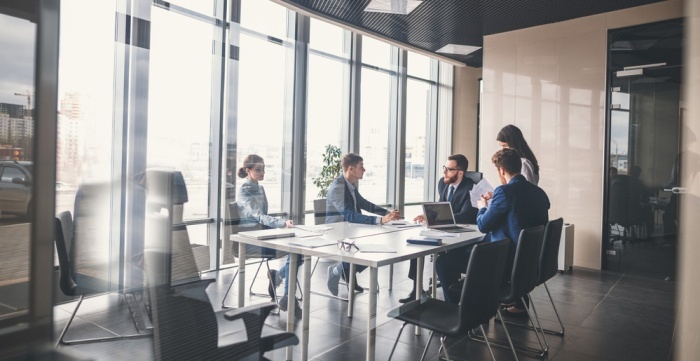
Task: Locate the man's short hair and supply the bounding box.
[341,153,363,171]
[491,148,522,175]
[448,154,468,171]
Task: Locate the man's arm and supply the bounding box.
[476,187,508,233]
[327,182,383,225]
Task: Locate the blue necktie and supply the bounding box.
[447,185,455,202]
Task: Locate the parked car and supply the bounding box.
[0,161,32,220]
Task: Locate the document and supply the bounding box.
[470,179,495,208]
[384,220,422,229]
[357,244,397,253]
[289,237,337,248]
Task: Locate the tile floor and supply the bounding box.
[53,258,676,361]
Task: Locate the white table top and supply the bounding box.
[230,221,485,268]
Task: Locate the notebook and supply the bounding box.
[421,202,475,233]
[238,228,296,240]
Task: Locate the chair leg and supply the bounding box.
[527,294,549,350]
[439,335,451,361]
[248,260,267,297]
[480,325,497,361]
[388,322,408,361]
[56,295,83,347]
[497,309,519,361]
[420,331,434,361]
[522,296,547,354]
[221,268,239,309]
[544,282,565,335]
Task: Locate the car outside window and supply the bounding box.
[1,167,26,183]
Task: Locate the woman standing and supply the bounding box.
[497,124,540,185]
[237,154,302,317]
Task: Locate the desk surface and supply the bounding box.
[230,221,485,268]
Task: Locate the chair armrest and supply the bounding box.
[224,302,277,343]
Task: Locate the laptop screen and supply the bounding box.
[422,202,456,226]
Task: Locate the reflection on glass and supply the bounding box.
[309,18,346,57]
[240,0,288,40]
[361,36,393,70]
[407,51,431,79]
[405,78,431,203]
[0,10,35,317]
[359,68,392,204]
[148,8,214,225]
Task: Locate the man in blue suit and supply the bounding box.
[400,154,478,303]
[436,148,549,304]
[325,153,401,295]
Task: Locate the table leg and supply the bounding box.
[432,253,437,299]
[237,244,246,308]
[301,255,311,361]
[415,256,424,335]
[366,267,378,361]
[348,263,356,318]
[389,264,393,291]
[286,254,298,360]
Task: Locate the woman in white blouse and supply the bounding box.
[496,124,540,185]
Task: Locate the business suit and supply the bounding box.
[437,174,549,303]
[408,177,478,281]
[326,174,390,277]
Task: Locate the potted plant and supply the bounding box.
[311,145,342,224]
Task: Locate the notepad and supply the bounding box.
[357,244,397,253]
[288,237,337,248]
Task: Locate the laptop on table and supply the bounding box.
[238,228,296,240]
[421,202,475,233]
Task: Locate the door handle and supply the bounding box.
[664,187,687,194]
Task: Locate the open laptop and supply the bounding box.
[238,228,296,240]
[421,202,474,233]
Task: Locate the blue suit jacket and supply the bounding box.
[477,174,550,267]
[437,177,478,224]
[325,175,389,224]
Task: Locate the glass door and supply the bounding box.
[605,64,682,278]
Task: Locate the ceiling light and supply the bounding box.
[364,0,423,15]
[436,44,481,56]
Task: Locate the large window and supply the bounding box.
[304,19,349,216]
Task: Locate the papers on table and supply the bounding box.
[294,225,332,233]
[357,244,397,253]
[470,178,495,208]
[420,229,459,238]
[384,220,422,229]
[288,237,337,248]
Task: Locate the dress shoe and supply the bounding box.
[399,289,426,303]
[279,295,303,318]
[327,265,340,296]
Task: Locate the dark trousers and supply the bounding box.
[340,262,367,281]
[435,244,476,304]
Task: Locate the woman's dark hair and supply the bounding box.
[238,154,264,178]
[496,124,539,175]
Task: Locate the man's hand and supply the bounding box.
[477,194,489,209]
[284,220,294,228]
[413,214,425,223]
[381,209,401,224]
[481,191,493,201]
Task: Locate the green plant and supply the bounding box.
[312,144,342,198]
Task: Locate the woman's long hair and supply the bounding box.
[238,154,264,178]
[496,125,539,175]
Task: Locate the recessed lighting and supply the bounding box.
[364,0,423,15]
[436,44,482,56]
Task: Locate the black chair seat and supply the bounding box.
[389,298,461,336]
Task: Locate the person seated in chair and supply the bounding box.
[435,148,549,310]
[237,154,301,317]
[402,154,478,303]
[325,153,401,296]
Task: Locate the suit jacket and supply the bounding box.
[437,177,478,224]
[325,175,389,224]
[477,174,550,267]
[237,178,286,229]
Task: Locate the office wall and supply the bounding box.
[475,0,684,269]
[678,0,700,358]
[452,66,481,170]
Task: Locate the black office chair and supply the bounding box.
[496,218,565,338]
[54,211,152,346]
[387,239,511,361]
[221,202,291,310]
[463,171,483,185]
[468,226,546,358]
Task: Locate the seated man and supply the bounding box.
[402,154,478,303]
[435,148,549,305]
[325,153,401,296]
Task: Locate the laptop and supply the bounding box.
[421,202,474,233]
[238,228,296,240]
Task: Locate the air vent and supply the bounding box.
[364,0,423,15]
[436,44,481,56]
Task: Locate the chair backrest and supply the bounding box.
[463,171,483,185]
[313,199,327,225]
[457,239,510,331]
[538,218,564,284]
[55,210,79,296]
[504,225,545,303]
[224,202,267,260]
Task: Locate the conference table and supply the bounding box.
[231,222,484,361]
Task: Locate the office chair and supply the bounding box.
[387,239,511,361]
[466,226,547,358]
[463,171,483,185]
[221,202,294,310]
[54,210,152,346]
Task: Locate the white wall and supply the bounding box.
[477,0,684,269]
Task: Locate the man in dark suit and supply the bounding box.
[399,154,478,303]
[325,153,401,296]
[436,148,549,304]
